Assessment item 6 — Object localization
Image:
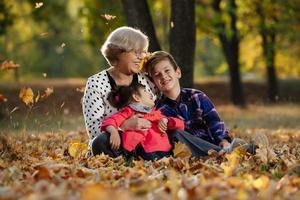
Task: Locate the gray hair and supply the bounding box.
[101,26,149,66]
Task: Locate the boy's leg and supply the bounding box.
[91,132,123,157]
[169,130,222,157]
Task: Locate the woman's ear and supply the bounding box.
[132,93,141,102]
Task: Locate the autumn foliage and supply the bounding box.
[0,128,300,199]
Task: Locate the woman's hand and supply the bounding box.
[158,118,168,135]
[120,114,151,131]
[106,126,121,150]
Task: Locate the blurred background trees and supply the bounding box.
[1,0,300,105]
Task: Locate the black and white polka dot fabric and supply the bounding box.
[82,69,156,146]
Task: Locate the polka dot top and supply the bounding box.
[82,69,157,146]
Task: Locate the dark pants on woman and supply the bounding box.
[91,132,170,161]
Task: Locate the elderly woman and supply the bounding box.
[83,26,156,157]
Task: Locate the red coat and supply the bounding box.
[101,107,184,153]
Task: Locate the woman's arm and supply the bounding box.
[82,77,106,141]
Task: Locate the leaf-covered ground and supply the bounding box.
[1,129,300,200]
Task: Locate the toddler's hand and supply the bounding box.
[158,118,168,134]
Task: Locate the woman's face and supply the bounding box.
[116,50,146,75]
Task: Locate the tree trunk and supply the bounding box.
[121,0,161,52]
[256,3,279,103]
[212,0,245,106]
[170,0,195,88]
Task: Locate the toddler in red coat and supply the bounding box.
[100,82,184,160]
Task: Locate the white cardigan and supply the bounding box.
[82,69,156,146]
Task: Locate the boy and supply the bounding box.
[145,51,253,157]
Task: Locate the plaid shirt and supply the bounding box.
[156,88,231,145]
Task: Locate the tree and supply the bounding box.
[121,0,161,52]
[170,0,196,88]
[212,0,245,106]
[255,0,278,102]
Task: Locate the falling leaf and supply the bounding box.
[42,73,47,77]
[68,142,88,158]
[41,87,53,99]
[101,14,116,21]
[40,32,49,38]
[1,60,20,70]
[173,142,192,158]
[19,87,34,105]
[35,2,43,9]
[76,87,85,93]
[170,21,174,28]
[138,53,151,72]
[10,107,19,114]
[61,43,66,48]
[0,94,7,103]
[35,91,40,103]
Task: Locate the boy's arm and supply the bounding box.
[198,93,231,145]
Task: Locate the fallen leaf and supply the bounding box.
[19,87,34,105]
[68,142,88,158]
[173,142,192,158]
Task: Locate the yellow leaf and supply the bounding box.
[173,142,192,158]
[221,151,240,176]
[19,87,34,105]
[35,2,43,9]
[1,60,20,70]
[252,175,270,190]
[138,54,150,72]
[101,14,116,21]
[68,142,88,158]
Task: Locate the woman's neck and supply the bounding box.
[108,67,133,86]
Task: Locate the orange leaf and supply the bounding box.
[19,87,34,105]
[0,94,7,103]
[1,60,20,70]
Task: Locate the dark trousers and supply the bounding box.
[91,132,170,161]
[168,130,222,157]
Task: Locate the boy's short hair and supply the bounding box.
[145,51,179,76]
[101,26,149,66]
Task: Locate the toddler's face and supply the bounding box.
[137,87,155,107]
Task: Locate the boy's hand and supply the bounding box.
[219,139,231,149]
[158,118,168,134]
[121,114,151,131]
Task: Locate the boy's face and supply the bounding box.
[150,59,181,94]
